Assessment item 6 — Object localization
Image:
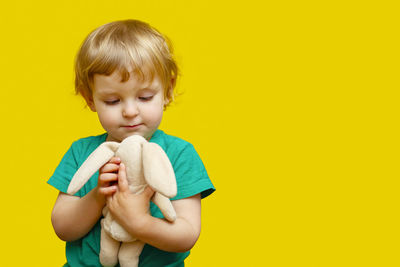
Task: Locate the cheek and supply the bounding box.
[97,107,117,126]
[142,103,164,122]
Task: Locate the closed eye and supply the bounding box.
[105,99,120,105]
[139,96,154,101]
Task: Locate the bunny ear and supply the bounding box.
[67,142,120,195]
[142,143,177,198]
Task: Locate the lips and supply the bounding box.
[121,123,143,129]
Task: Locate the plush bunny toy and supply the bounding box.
[67,134,177,267]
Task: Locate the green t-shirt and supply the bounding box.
[48,130,215,267]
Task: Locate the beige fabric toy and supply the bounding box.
[67,134,177,267]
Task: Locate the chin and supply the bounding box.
[124,132,148,141]
[135,132,154,141]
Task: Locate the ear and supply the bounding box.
[83,91,96,112]
[170,76,176,89]
[163,77,176,107]
[87,99,96,112]
[142,142,177,198]
[67,141,120,195]
[163,98,170,107]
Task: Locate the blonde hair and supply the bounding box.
[75,19,178,107]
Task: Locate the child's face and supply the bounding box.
[87,70,166,142]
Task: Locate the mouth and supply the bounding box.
[121,123,143,129]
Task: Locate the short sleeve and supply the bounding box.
[170,143,215,200]
[47,141,81,194]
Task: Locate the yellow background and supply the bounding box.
[0,0,398,266]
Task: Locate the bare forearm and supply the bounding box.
[106,170,202,252]
[127,215,200,252]
[51,189,105,242]
[117,195,202,252]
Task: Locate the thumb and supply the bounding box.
[143,185,155,199]
[117,163,129,192]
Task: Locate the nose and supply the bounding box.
[122,100,139,118]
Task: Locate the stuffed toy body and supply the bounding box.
[67,135,177,267]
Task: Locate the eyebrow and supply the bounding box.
[138,81,163,92]
[139,86,160,92]
[95,89,119,95]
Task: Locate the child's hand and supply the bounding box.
[107,163,155,235]
[97,157,121,197]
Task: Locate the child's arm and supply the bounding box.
[107,163,202,252]
[51,157,121,241]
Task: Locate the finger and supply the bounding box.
[100,163,120,173]
[99,185,117,196]
[106,195,113,206]
[143,185,155,198]
[109,157,121,164]
[118,163,129,192]
[99,173,118,184]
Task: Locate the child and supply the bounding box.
[48,19,215,267]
